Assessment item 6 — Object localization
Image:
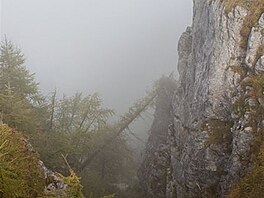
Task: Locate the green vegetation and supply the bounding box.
[0,124,85,198]
[0,39,152,197]
[58,156,85,198]
[209,3,264,196]
[235,72,264,153]
[239,1,264,49]
[0,39,46,133]
[229,57,264,198]
[0,124,45,197]
[228,132,264,198]
[233,73,264,117]
[217,0,264,50]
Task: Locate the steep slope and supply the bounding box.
[139,0,264,197]
[0,124,84,197]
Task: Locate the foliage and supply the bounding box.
[35,92,115,171]
[226,0,264,188]
[49,92,114,132]
[0,39,155,197]
[0,39,40,101]
[57,156,85,198]
[35,128,133,197]
[0,124,45,197]
[228,132,264,198]
[80,135,136,197]
[0,39,47,135]
[36,91,141,197]
[78,87,157,173]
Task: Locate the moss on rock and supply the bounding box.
[0,124,45,197]
[201,119,233,146]
[228,133,264,198]
[216,0,264,51]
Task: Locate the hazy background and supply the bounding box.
[2,0,193,114]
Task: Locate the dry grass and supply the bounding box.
[201,119,233,145]
[229,72,264,197]
[227,65,247,77]
[220,0,251,14]
[228,132,264,198]
[239,1,264,49]
[253,45,264,66]
[214,0,264,51]
[207,1,264,197]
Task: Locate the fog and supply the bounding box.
[2,0,192,113]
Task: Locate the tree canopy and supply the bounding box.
[0,39,155,197]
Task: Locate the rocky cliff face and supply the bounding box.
[139,0,264,197]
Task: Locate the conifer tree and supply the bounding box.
[0,39,46,133]
[0,39,39,101]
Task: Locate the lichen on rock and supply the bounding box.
[138,0,264,197]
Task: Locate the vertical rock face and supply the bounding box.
[139,0,264,197]
[138,77,176,198]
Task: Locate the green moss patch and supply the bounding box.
[0,124,45,197]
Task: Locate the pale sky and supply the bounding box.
[2,0,193,113]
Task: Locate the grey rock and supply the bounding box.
[246,13,264,68]
[138,77,176,198]
[255,55,264,73]
[139,1,264,198]
[245,97,258,107]
[39,160,68,196]
[259,13,264,27]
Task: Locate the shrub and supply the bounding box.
[0,124,45,197]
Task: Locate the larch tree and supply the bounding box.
[0,39,46,134]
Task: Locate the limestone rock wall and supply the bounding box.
[139,0,264,197]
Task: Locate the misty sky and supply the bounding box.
[2,0,192,114]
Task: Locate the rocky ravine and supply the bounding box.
[139,0,264,197]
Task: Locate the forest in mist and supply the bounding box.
[2,0,192,113]
[2,0,264,197]
[0,0,192,197]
